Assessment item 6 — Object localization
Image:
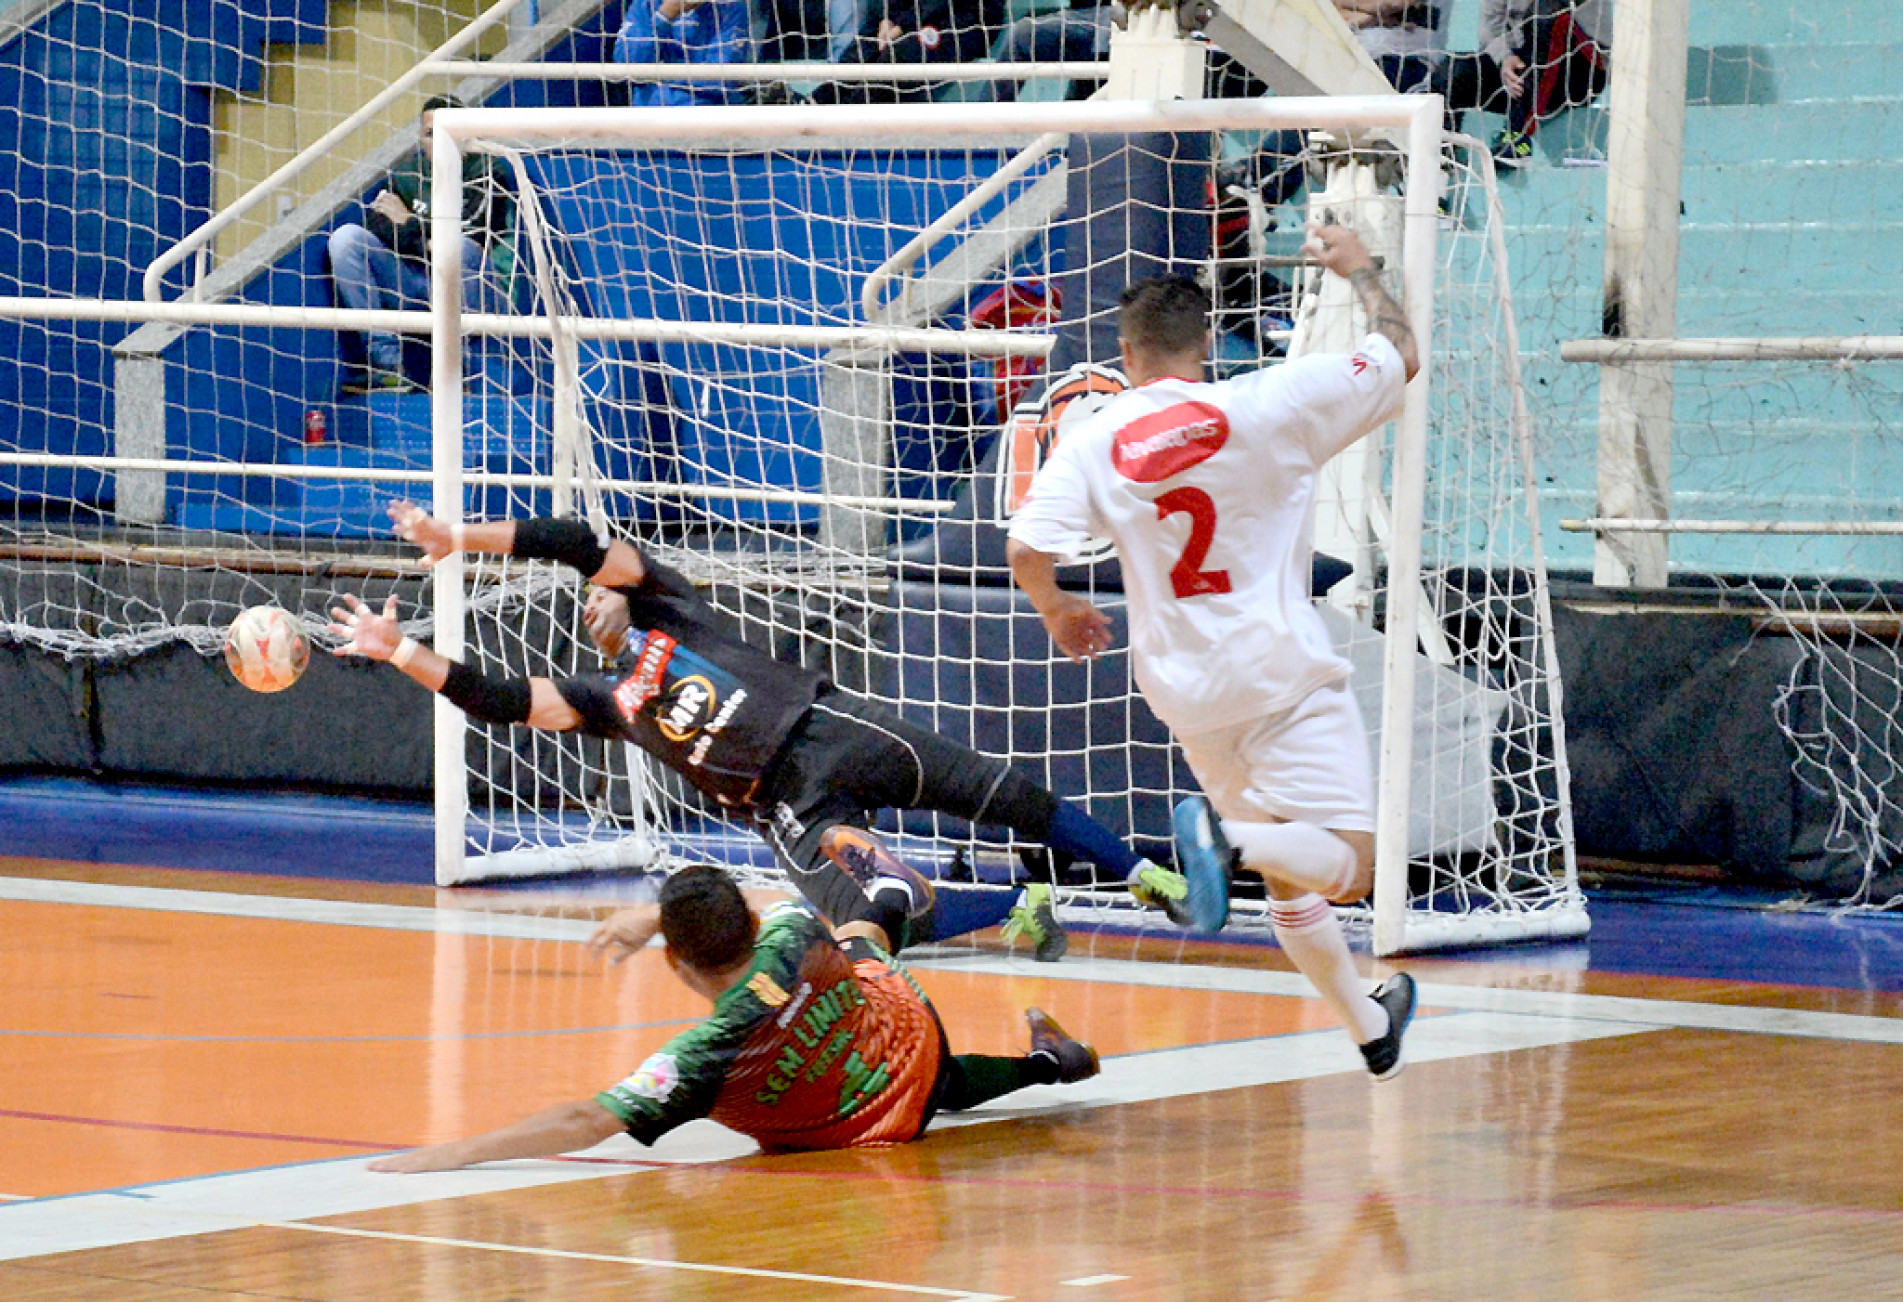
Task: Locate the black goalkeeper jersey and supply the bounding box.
[557,558,828,807]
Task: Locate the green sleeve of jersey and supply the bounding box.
[595,905,825,1145]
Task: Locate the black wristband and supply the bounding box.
[511,517,609,578]
[439,659,533,725]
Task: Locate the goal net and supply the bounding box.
[429,96,1583,956]
[1521,0,1903,910]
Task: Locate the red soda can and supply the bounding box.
[304,408,327,445]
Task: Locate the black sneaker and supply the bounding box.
[1358,973,1418,1081]
[1026,1007,1100,1083]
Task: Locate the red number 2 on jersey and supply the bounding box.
[1154,486,1232,599]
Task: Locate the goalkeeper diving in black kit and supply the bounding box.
[328,503,1193,956]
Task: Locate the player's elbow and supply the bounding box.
[526,678,584,731]
[563,1099,626,1148]
[1005,536,1046,580]
[591,539,647,590]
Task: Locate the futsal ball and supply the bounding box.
[223,605,310,693]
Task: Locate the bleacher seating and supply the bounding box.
[1,0,1897,571]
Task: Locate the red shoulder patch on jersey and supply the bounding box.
[1111,401,1230,483]
[1350,353,1370,376]
[613,630,677,720]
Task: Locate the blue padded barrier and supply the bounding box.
[871,578,1189,861]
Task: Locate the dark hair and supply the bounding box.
[1118,275,1211,357]
[659,864,757,973]
[421,94,465,118]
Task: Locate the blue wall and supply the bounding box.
[533,148,1034,526]
[0,0,625,521]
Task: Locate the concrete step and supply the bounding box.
[1452,94,1903,177]
[1536,525,1903,584]
[1687,1,1900,47]
[1500,285,1903,337]
[1684,98,1903,162]
[1500,220,1903,300]
[1706,41,1903,101]
[1489,154,1903,225]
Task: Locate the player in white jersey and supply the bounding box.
[1006,224,1422,1079]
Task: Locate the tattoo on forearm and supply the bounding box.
[1348,266,1414,350]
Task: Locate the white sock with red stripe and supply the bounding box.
[1225,818,1359,899]
[1269,893,1387,1044]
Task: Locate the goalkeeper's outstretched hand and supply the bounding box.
[328,593,403,660]
[389,499,456,567]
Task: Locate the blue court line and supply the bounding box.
[9,773,1903,989]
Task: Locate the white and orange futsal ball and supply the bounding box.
[223,605,310,693]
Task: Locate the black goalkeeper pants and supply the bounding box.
[751,689,1058,932]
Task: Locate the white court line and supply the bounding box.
[5,873,1899,1265]
[906,950,1903,1045]
[0,1009,1654,1263]
[0,876,597,942]
[265,1220,1008,1300]
[1061,1276,1132,1288]
[7,875,1900,1045]
[0,1121,755,1263]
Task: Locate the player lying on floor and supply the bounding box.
[330,501,1193,960]
[370,863,1101,1169]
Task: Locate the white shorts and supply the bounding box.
[1175,681,1375,833]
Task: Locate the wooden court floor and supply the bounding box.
[3,858,1901,1300]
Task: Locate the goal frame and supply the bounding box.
[425,95,1584,957]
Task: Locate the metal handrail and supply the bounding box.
[140,0,536,303]
[860,131,1067,324]
[0,0,70,54]
[1562,336,1903,363]
[430,59,1107,82]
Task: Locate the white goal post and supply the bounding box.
[422,95,1585,956]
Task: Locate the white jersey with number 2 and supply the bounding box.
[1008,333,1407,739]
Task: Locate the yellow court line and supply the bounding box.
[265,1220,1010,1301]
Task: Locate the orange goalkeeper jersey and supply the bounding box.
[596,903,944,1151]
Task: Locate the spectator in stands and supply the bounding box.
[1436,0,1611,167]
[326,95,515,395]
[1208,2,1447,349]
[1335,0,1448,93]
[813,0,1007,103]
[970,0,1110,104]
[1238,1,1450,212]
[613,0,753,106]
[758,0,834,63]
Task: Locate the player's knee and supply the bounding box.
[1327,830,1376,903]
[978,764,1057,834]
